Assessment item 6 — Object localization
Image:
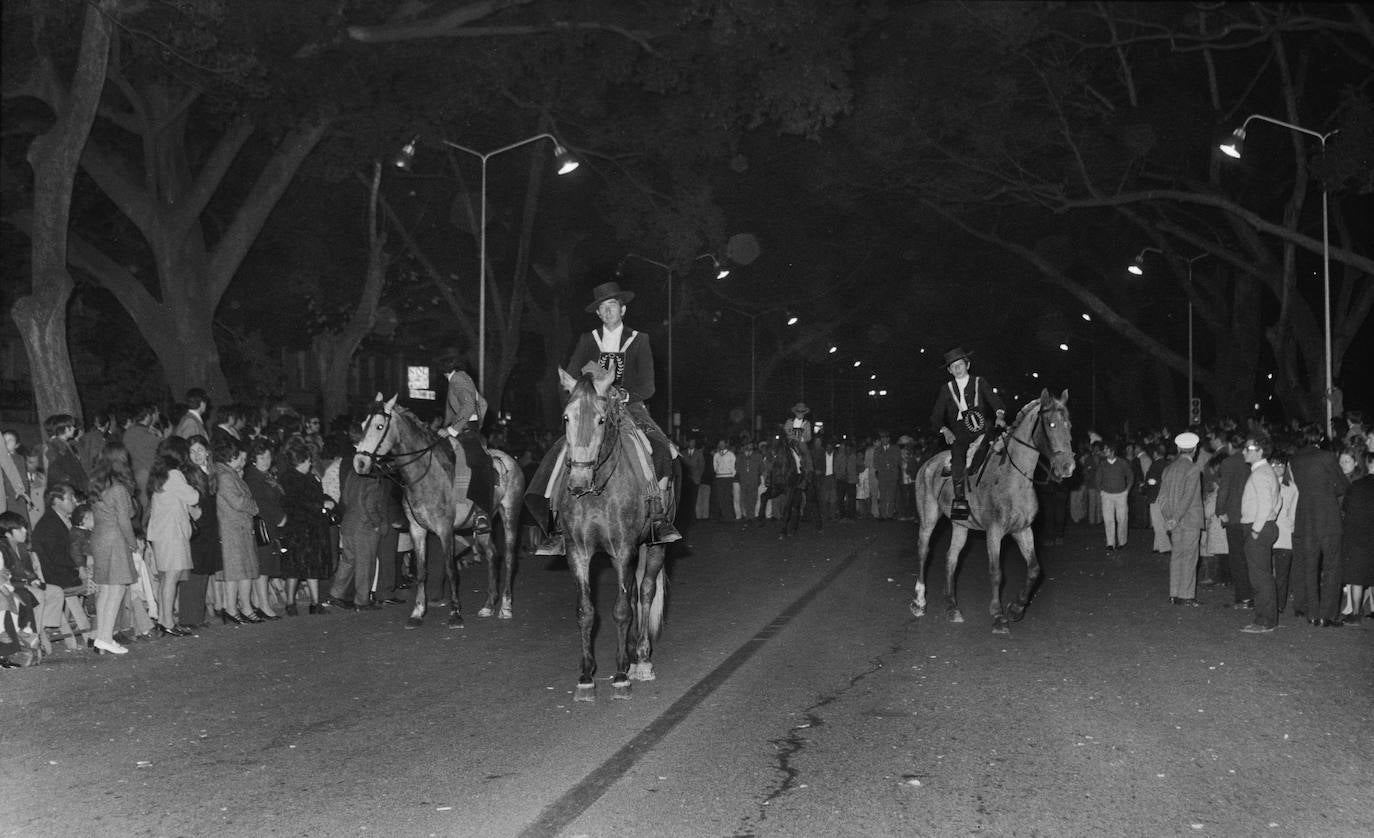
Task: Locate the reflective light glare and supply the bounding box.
[786,315,799,326]
[878,389,887,396]
[716,267,731,280]
[1059,343,1069,351]
[852,360,861,368]
[1128,262,1144,276]
[1081,313,1091,322]
[1219,127,1245,159]
[869,373,877,380]
[393,138,417,170]
[868,389,876,396]
[1266,373,1273,380]
[1031,372,1040,379]
[828,346,837,354]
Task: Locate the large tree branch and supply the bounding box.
[206,113,333,302]
[172,115,255,240]
[78,139,160,234]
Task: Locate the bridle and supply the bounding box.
[564,391,624,497]
[1003,400,1072,485]
[355,404,447,486]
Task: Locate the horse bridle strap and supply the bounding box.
[1004,404,1069,485]
[566,398,623,496]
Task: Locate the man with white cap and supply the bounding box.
[1158,431,1206,606]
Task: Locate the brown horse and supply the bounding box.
[555,369,673,702]
[353,395,525,628]
[910,389,1074,635]
[761,441,821,538]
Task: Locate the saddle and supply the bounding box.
[939,431,1003,484]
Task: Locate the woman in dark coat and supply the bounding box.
[244,438,285,619]
[278,437,337,615]
[181,435,221,628]
[1341,451,1374,620]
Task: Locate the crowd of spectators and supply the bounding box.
[3,391,1370,666]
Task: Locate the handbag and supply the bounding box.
[252,514,272,546]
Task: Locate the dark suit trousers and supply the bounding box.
[1243,521,1280,627]
[1295,529,1344,621]
[1224,524,1255,602]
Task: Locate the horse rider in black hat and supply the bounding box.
[436,349,495,535]
[525,281,683,555]
[930,346,1006,520]
[783,401,816,476]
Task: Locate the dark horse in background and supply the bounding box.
[910,389,1075,636]
[761,440,821,538]
[554,368,674,702]
[353,395,526,628]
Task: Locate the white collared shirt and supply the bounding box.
[599,323,625,352]
[952,374,971,413]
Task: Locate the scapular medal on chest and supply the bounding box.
[951,377,986,434]
[592,329,638,386]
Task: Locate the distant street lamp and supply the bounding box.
[1130,248,1212,424]
[617,253,732,432]
[713,304,797,436]
[1220,113,1338,435]
[394,133,578,395]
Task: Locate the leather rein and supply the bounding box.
[1002,402,1070,486]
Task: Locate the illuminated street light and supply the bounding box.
[1058,343,1069,352]
[1220,112,1338,435]
[393,132,578,394]
[828,345,837,354]
[786,314,799,326]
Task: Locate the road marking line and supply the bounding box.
[518,537,874,838]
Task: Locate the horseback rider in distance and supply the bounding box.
[437,349,495,536]
[931,346,1006,521]
[526,281,683,555]
[783,402,816,477]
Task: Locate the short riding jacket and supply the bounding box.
[566,327,655,404]
[930,375,1006,436]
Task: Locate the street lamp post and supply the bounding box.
[394,133,578,396]
[617,253,731,434]
[1220,113,1338,435]
[1130,246,1209,425]
[714,305,796,438]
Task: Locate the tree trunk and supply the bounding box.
[10,2,118,422]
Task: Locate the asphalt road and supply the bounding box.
[3,517,1371,838]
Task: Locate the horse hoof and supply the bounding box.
[611,678,632,699]
[498,607,513,620]
[992,616,1011,635]
[1007,603,1026,622]
[404,618,423,629]
[446,614,464,628]
[477,606,494,618]
[947,609,964,624]
[630,662,656,681]
[909,602,925,618]
[574,683,596,702]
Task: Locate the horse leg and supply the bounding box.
[987,525,1010,635]
[1006,528,1041,623]
[443,528,463,628]
[571,546,597,702]
[944,525,969,623]
[630,545,666,682]
[476,531,501,618]
[405,522,428,629]
[610,549,635,700]
[911,515,937,618]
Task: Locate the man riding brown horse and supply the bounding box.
[930,346,1006,521]
[525,281,682,555]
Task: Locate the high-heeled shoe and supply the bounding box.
[155,623,189,638]
[240,611,264,624]
[220,610,245,625]
[253,608,281,621]
[284,604,298,617]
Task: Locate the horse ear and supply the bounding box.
[1058,389,1069,405]
[373,392,384,404]
[384,394,398,411]
[1039,388,1052,404]
[558,368,578,393]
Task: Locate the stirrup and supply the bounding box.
[472,509,491,536]
[649,518,683,546]
[535,521,565,556]
[950,497,970,521]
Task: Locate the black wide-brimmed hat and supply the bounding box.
[942,346,974,367]
[586,281,635,313]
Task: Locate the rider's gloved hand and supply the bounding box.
[941,428,955,444]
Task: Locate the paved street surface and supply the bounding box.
[3,516,1371,837]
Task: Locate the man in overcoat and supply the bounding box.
[1288,425,1349,625]
[1159,432,1205,606]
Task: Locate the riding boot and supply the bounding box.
[646,495,682,546]
[535,513,565,556]
[951,479,971,521]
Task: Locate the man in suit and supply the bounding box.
[173,388,210,440]
[1289,425,1349,626]
[819,440,839,521]
[872,431,901,519]
[30,483,88,650]
[1158,432,1205,606]
[930,347,1006,520]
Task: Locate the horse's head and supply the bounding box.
[559,368,613,493]
[1035,388,1075,479]
[354,393,398,475]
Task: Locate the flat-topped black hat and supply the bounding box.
[586,281,635,313]
[942,346,973,367]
